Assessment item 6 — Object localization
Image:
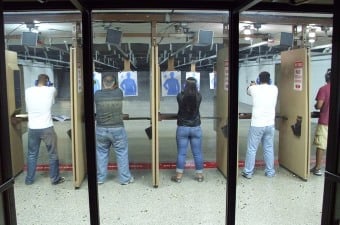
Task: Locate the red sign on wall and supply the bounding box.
[224,60,229,91]
[294,61,303,91]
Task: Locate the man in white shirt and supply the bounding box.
[242,71,278,179]
[25,74,64,185]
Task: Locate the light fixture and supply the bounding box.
[165,13,171,23]
[267,34,274,43]
[26,23,39,33]
[308,28,316,38]
[243,25,252,41]
[308,28,316,43]
[243,26,251,35]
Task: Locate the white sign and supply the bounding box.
[118,71,138,96]
[294,61,303,91]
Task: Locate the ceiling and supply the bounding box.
[2,0,334,72]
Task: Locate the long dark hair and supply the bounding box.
[182,77,199,114]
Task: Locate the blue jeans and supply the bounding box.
[25,127,61,184]
[243,125,275,177]
[96,126,132,184]
[176,126,203,174]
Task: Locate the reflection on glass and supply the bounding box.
[336,184,340,222]
[237,10,333,225]
[0,195,4,225]
[5,11,90,224]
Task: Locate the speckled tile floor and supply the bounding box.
[14,166,324,225]
[13,101,325,225]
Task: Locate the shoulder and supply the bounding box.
[25,86,34,92]
[94,89,101,96]
[318,84,329,93]
[116,88,123,95]
[49,86,57,92]
[112,87,123,97]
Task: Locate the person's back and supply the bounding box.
[242,71,278,179]
[177,91,201,126]
[25,82,55,129]
[248,84,278,127]
[171,77,204,183]
[94,74,133,185]
[95,87,124,127]
[24,74,64,185]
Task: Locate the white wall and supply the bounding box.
[309,55,331,112]
[239,60,276,105]
[19,60,54,91]
[238,54,331,116]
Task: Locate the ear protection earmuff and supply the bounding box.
[35,80,53,86]
[256,77,272,85]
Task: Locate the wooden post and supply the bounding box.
[167,57,175,71]
[123,58,131,71]
[190,63,196,72]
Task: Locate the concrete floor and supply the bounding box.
[13,100,324,225]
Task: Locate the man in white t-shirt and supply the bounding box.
[242,71,278,179]
[25,74,64,185]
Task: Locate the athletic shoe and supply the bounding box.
[241,172,252,179]
[310,167,323,176]
[121,176,134,185]
[52,177,65,185]
[265,172,275,178]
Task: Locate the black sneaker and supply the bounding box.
[52,177,65,185]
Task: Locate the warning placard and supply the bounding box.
[294,61,303,91]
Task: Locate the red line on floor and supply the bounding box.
[25,159,306,171]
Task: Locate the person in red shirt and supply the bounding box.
[310,68,331,176]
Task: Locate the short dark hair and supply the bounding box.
[102,74,116,87]
[258,71,270,84]
[325,68,331,83]
[37,74,49,85]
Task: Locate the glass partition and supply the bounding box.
[4,11,91,224]
[237,10,333,225]
[92,10,228,224]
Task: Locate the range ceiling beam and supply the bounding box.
[251,2,333,13]
[241,14,332,26]
[3,13,227,24]
[233,0,262,12]
[3,1,76,11]
[3,12,332,27]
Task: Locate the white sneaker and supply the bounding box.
[121,176,134,185]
